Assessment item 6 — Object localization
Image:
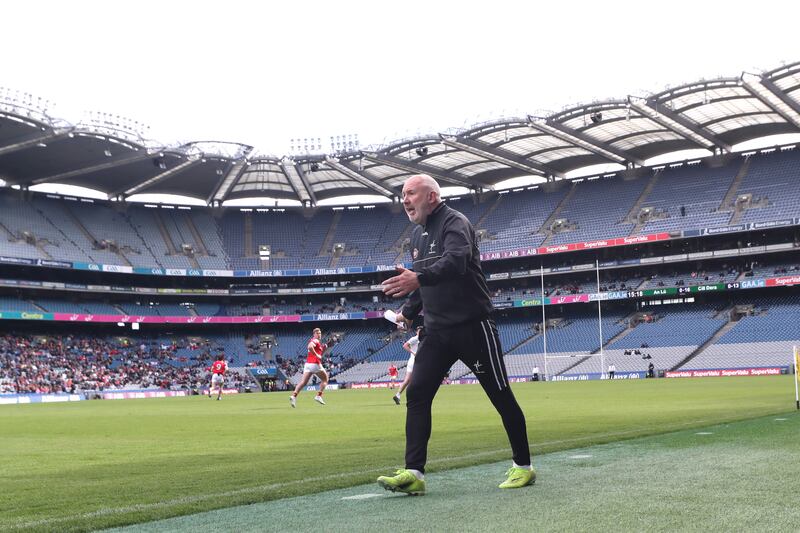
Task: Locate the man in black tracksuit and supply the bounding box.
[377,174,534,494]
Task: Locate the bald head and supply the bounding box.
[402,174,442,225]
[406,174,440,198]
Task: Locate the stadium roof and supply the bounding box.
[2,61,800,206]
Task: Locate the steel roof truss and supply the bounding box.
[29,152,153,186]
[527,119,637,166]
[742,73,800,128]
[440,135,563,179]
[361,151,492,190]
[283,159,316,205]
[629,97,730,152]
[325,157,396,197]
[121,159,199,197]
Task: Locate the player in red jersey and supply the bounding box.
[290,327,329,407]
[388,363,399,389]
[208,354,227,401]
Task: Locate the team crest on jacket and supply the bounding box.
[412,248,419,259]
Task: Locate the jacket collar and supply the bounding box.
[422,202,446,231]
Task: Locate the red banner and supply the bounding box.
[535,232,670,256]
[766,275,800,287]
[480,232,672,262]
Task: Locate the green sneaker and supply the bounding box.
[377,469,426,495]
[498,466,536,489]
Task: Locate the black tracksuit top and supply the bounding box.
[400,202,493,330]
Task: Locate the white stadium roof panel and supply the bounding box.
[4,60,800,205]
[362,164,404,179]
[473,125,532,145]
[422,150,488,169]
[456,161,510,176]
[313,179,355,192]
[705,113,784,134]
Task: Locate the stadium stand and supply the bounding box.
[1,146,799,272]
[478,186,569,253]
[637,162,740,234]
[547,175,647,244]
[737,149,800,224]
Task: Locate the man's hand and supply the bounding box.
[381,265,420,298]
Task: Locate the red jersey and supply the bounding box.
[307,338,325,364]
[388,365,398,377]
[210,360,227,375]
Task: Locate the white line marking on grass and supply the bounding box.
[8,412,777,531]
[695,432,713,435]
[341,494,384,500]
[569,454,593,459]
[774,418,787,421]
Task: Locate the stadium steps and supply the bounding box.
[318,209,343,257]
[507,329,542,354]
[29,300,47,312]
[64,205,101,248]
[390,223,413,250]
[64,205,133,266]
[669,317,736,371]
[728,199,757,225]
[558,312,638,375]
[116,250,134,267]
[243,212,254,257]
[186,253,200,269]
[719,157,752,215]
[0,220,14,240]
[185,213,209,256]
[538,183,578,246]
[474,194,504,231]
[626,170,662,235]
[33,204,94,260]
[124,212,165,268]
[154,211,179,255]
[390,223,414,264]
[713,305,734,319]
[35,242,54,259]
[595,314,638,350]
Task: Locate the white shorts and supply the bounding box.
[406,355,415,374]
[211,374,224,385]
[303,363,326,374]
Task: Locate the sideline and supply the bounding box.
[8,409,788,530]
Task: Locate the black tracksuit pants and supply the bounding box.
[404,318,530,472]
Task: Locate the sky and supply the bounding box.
[2,0,799,202]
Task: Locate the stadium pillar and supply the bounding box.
[541,264,548,382]
[794,346,799,410]
[597,260,605,378]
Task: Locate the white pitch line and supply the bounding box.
[8,412,776,531]
[774,418,787,421]
[695,432,713,435]
[341,493,384,500]
[569,454,593,459]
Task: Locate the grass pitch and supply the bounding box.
[109,413,800,532]
[1,376,796,532]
